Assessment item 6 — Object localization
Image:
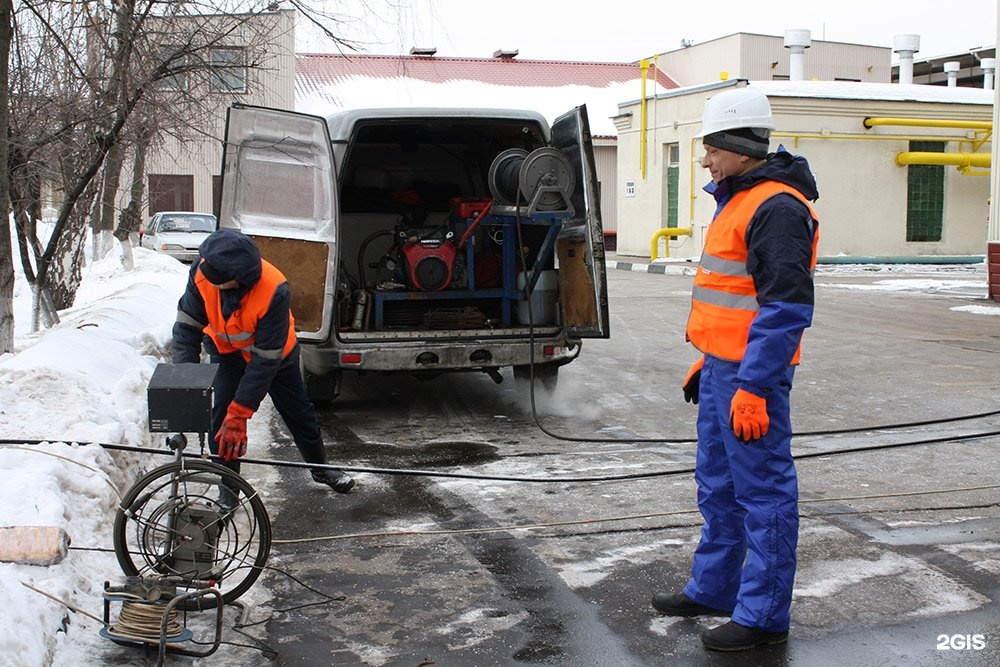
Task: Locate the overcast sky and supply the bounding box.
[302,0,997,63]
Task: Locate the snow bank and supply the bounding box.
[0,245,187,666]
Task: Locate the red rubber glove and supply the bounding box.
[729,388,769,443]
[682,356,704,404]
[215,401,254,462]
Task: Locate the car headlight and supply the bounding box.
[161,244,185,251]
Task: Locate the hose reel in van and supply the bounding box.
[488,148,576,213]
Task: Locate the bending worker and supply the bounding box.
[652,86,819,651]
[173,227,355,495]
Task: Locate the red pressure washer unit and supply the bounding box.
[400,233,459,291]
[399,199,493,291]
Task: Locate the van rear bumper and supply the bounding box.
[300,337,581,375]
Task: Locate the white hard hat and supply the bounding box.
[696,87,774,138]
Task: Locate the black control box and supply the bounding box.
[147,363,218,433]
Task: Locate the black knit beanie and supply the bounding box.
[702,127,771,159]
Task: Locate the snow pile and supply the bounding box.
[0,245,187,665]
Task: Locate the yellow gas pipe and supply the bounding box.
[650,227,693,261]
[640,59,649,179]
[864,117,992,169]
[863,117,992,131]
[895,151,991,169]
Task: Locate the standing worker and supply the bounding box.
[651,86,819,651]
[173,228,355,498]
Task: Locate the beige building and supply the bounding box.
[615,79,993,261]
[658,32,892,86]
[143,9,296,218]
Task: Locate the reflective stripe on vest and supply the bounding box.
[195,259,297,363]
[686,180,819,363]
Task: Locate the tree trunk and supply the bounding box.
[45,187,95,311]
[94,139,124,261]
[0,0,14,354]
[116,128,149,271]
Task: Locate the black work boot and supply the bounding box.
[311,468,355,494]
[217,484,239,515]
[701,621,788,651]
[651,592,731,617]
[296,440,355,494]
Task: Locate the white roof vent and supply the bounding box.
[893,34,921,54]
[783,29,812,49]
[943,60,961,87]
[981,57,996,90]
[893,34,921,84]
[784,29,811,81]
[493,49,519,59]
[409,46,437,56]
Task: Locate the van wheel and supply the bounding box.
[303,368,341,407]
[513,364,558,392]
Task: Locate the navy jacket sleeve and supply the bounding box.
[232,283,294,411]
[738,193,816,393]
[172,263,209,364]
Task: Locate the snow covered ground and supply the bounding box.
[1,239,998,666]
[0,245,189,666]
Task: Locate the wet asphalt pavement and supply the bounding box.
[225,260,1000,666]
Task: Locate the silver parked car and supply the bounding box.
[141,211,218,262]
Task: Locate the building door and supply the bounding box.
[664,143,680,228]
[148,174,194,215]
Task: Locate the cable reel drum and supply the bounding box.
[488,147,576,213]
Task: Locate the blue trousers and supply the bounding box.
[209,348,324,474]
[682,355,799,633]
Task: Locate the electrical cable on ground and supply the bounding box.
[269,482,1000,545]
[3,423,1000,484]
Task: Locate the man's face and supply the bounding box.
[700,143,751,184]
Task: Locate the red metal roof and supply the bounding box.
[296,52,677,94]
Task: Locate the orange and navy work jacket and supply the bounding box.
[193,260,297,364]
[686,180,819,365]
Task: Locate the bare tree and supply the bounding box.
[0,0,384,350]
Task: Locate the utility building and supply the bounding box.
[615,62,993,264]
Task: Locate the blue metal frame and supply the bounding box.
[373,211,568,329]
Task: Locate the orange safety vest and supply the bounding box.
[686,180,819,364]
[195,260,297,363]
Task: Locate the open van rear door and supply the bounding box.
[219,104,338,343]
[551,105,610,339]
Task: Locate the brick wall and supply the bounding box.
[990,242,1000,303]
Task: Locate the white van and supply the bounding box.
[219,104,610,401]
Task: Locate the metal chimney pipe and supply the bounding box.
[784,29,812,81]
[981,57,996,90]
[944,61,960,87]
[894,34,920,84]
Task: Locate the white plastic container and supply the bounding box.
[517,270,558,325]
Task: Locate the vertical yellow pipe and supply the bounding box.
[640,59,649,179]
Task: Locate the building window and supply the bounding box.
[148,174,194,215]
[156,47,188,91]
[209,48,247,93]
[665,143,679,228]
[906,141,945,242]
